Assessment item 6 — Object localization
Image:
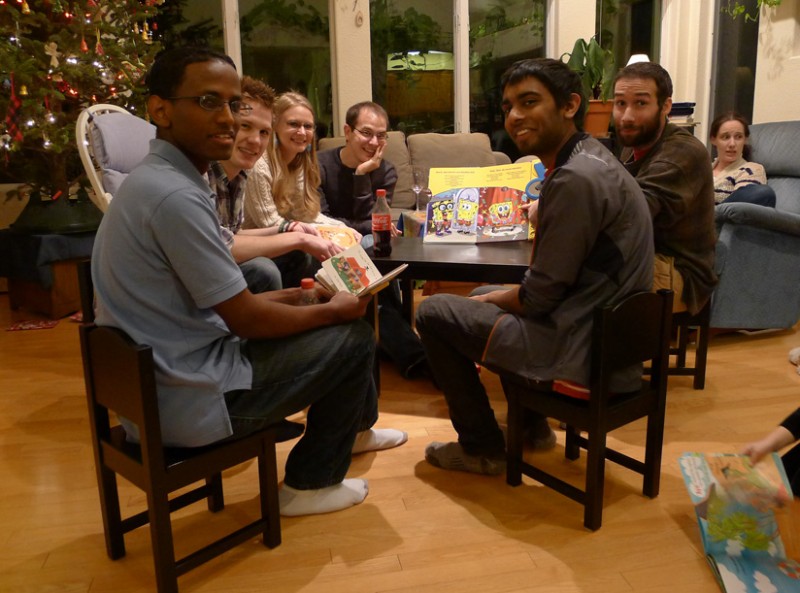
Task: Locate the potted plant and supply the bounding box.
[562,37,617,138]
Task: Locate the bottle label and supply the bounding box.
[372,212,391,232]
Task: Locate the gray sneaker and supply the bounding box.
[425,441,506,476]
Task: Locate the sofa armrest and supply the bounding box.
[715,202,800,236]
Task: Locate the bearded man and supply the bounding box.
[612,62,717,314]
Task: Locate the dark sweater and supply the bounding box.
[781,408,800,439]
[621,124,718,315]
[317,147,398,236]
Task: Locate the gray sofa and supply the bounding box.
[711,120,800,329]
[318,131,511,216]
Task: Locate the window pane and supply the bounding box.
[239,1,333,137]
[371,1,454,135]
[470,0,547,161]
[597,0,662,69]
[158,0,225,51]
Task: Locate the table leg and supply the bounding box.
[367,293,380,394]
[400,278,414,325]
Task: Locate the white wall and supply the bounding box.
[328,0,373,134]
[659,1,715,142]
[753,0,800,123]
[546,0,595,59]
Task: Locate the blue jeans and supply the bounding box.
[724,184,776,207]
[415,293,507,457]
[239,257,282,294]
[224,320,378,489]
[273,250,321,288]
[378,285,427,377]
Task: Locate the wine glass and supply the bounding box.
[412,166,428,211]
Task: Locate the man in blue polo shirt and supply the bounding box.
[91,47,406,516]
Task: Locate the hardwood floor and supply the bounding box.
[0,292,797,593]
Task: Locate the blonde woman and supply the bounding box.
[243,92,355,240]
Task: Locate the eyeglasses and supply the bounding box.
[286,120,315,132]
[166,95,252,114]
[354,127,388,142]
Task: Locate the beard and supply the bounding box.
[616,113,665,148]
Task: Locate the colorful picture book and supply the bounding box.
[315,224,360,248]
[422,159,545,244]
[315,244,407,297]
[679,452,800,593]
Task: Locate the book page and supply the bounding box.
[317,244,406,297]
[423,160,544,244]
[315,224,360,248]
[679,452,800,592]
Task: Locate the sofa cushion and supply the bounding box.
[407,132,498,170]
[90,112,155,196]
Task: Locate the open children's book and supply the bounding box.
[679,452,800,593]
[423,158,546,244]
[315,243,407,297]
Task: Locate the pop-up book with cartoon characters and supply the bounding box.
[315,244,407,297]
[679,452,800,593]
[422,159,545,244]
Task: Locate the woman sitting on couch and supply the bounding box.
[710,111,776,208]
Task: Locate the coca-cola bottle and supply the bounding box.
[371,188,392,256]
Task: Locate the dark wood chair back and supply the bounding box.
[506,289,673,530]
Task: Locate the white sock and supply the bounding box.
[279,479,368,517]
[352,428,408,454]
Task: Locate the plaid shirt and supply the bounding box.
[207,161,247,247]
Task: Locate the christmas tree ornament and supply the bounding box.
[19,85,28,96]
[95,28,104,55]
[44,42,61,68]
[80,36,88,52]
[21,1,30,14]
[100,70,115,85]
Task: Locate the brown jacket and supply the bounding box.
[621,124,717,314]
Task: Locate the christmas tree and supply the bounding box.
[0,0,163,201]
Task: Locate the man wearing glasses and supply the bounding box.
[317,102,429,381]
[318,101,397,236]
[91,47,406,517]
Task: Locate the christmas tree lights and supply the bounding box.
[0,0,163,200]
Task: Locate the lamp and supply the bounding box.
[627,54,651,65]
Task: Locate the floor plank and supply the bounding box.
[0,292,797,592]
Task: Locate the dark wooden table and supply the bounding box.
[370,236,532,321]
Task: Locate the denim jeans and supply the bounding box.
[415,293,507,457]
[378,284,427,376]
[724,184,776,207]
[274,250,321,289]
[239,257,282,294]
[224,319,378,489]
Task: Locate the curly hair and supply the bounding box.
[266,92,321,222]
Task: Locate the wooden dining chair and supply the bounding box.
[77,261,303,592]
[505,290,673,530]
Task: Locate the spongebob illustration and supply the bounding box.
[430,198,455,235]
[452,188,479,234]
[487,200,515,232]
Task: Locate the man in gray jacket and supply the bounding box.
[416,58,654,475]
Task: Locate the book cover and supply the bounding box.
[422,159,545,244]
[315,244,407,297]
[679,452,800,592]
